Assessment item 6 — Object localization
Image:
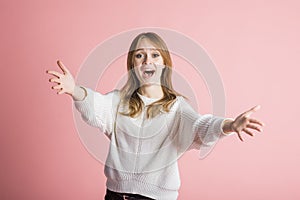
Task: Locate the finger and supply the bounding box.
[57,88,64,94]
[249,118,265,126]
[243,128,254,136]
[246,123,262,132]
[237,132,244,142]
[52,84,61,90]
[46,70,62,78]
[57,60,69,74]
[244,105,261,117]
[49,78,60,83]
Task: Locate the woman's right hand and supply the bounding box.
[46,60,76,96]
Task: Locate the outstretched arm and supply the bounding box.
[46,60,115,136]
[222,105,265,141]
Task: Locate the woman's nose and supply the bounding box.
[143,54,152,65]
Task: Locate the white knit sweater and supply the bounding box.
[73,86,234,200]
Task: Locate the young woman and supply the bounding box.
[46,32,264,200]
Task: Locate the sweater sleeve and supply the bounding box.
[72,86,118,137]
[177,96,234,159]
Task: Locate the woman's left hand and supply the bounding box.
[229,105,265,141]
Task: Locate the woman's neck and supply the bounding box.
[138,85,164,99]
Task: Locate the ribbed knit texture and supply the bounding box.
[73,86,234,200]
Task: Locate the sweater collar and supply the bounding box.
[137,92,160,105]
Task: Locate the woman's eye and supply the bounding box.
[152,53,160,58]
[135,54,142,58]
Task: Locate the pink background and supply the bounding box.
[1,0,299,199]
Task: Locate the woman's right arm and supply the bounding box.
[46,60,114,135]
[72,86,116,136]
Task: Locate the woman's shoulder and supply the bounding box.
[96,89,120,98]
[104,89,121,102]
[173,95,197,114]
[105,89,120,96]
[165,95,186,112]
[88,88,121,106]
[174,95,188,105]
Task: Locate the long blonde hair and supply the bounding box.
[119,32,185,118]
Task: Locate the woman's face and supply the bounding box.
[133,38,165,86]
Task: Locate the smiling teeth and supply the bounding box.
[144,68,155,73]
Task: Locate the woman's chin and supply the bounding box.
[139,80,161,87]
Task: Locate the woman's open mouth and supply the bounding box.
[142,69,155,79]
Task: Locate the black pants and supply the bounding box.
[104,189,155,200]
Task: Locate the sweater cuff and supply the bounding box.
[220,118,235,136]
[72,86,88,102]
[72,86,94,112]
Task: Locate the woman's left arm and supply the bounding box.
[221,105,265,141]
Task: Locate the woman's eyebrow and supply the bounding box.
[135,48,159,51]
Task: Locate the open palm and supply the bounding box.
[231,105,265,141]
[46,60,75,96]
